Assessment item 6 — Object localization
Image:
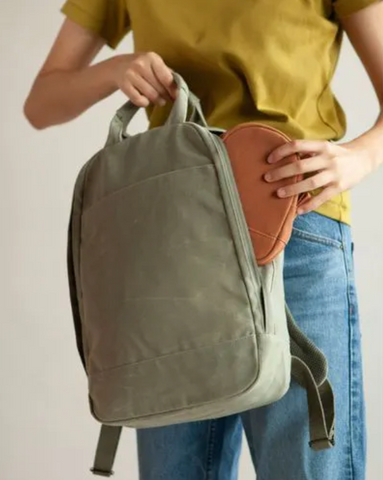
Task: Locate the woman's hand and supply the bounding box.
[263,0,383,216]
[264,140,376,214]
[114,52,178,108]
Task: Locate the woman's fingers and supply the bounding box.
[264,155,329,182]
[297,185,340,214]
[135,53,175,103]
[117,51,177,107]
[150,55,178,100]
[122,83,152,108]
[267,140,334,164]
[274,171,335,198]
[126,69,167,106]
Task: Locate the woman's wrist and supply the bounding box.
[108,54,133,90]
[342,140,378,176]
[343,112,383,173]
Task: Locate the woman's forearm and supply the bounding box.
[24,54,127,130]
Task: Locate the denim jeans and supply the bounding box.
[136,212,367,480]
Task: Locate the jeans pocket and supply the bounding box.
[290,211,344,249]
[291,226,343,249]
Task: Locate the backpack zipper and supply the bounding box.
[200,129,266,332]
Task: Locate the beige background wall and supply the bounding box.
[1,1,382,478]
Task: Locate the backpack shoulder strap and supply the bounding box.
[67,163,89,371]
[286,303,335,450]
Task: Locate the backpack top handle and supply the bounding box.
[105,71,208,147]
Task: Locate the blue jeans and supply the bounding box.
[136,212,367,480]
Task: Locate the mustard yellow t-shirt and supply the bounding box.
[61,0,379,225]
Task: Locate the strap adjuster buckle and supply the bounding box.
[90,467,114,477]
[309,437,335,450]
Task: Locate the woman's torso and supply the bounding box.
[130,0,350,224]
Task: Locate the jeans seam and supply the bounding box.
[339,222,355,480]
[206,419,217,480]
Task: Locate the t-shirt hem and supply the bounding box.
[313,197,351,225]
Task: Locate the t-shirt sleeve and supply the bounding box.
[60,0,131,48]
[333,0,381,17]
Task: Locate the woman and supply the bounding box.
[24,1,382,479]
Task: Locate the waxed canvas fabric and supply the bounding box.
[66,72,335,477]
[69,94,291,424]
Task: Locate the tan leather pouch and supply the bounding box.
[221,123,310,265]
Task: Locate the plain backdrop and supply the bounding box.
[1,1,382,479]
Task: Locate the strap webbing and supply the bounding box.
[90,425,123,477]
[286,304,335,450]
[187,92,208,127]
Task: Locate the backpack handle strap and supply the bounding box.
[105,71,208,146]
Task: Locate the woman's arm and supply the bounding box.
[263,1,383,214]
[340,3,383,170]
[24,19,177,130]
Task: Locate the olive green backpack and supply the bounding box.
[66,72,335,477]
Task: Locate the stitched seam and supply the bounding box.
[89,334,286,424]
[292,227,343,248]
[339,222,355,480]
[248,227,287,243]
[205,420,217,480]
[89,332,255,377]
[63,1,101,25]
[315,39,342,139]
[82,163,214,215]
[222,122,293,144]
